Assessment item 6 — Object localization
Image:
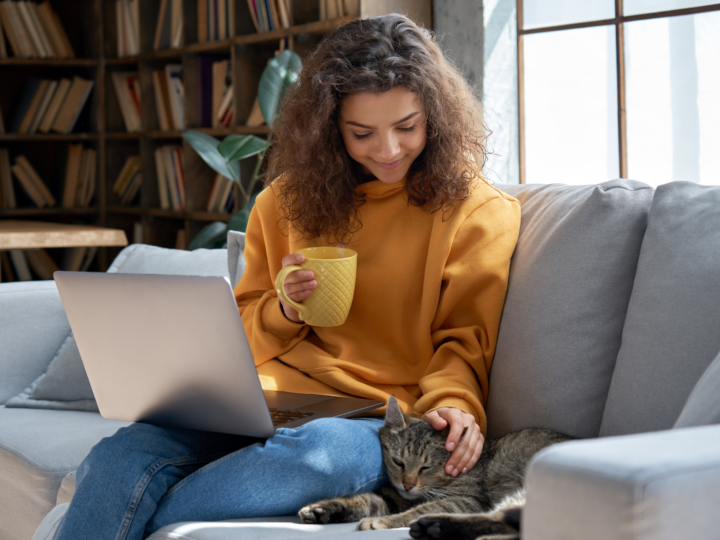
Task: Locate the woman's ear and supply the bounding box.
[384,396,407,430]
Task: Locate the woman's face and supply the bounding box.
[339,86,427,184]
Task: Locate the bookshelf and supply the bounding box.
[0,0,432,280]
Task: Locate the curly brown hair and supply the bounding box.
[267,13,489,243]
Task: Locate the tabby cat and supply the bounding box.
[298,396,571,540]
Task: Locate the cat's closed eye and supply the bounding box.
[392,458,404,468]
[419,466,431,473]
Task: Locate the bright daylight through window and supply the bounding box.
[516,0,720,186]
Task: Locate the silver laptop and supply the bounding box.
[53,271,382,438]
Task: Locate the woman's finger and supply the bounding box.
[453,426,481,474]
[442,409,466,452]
[282,253,305,268]
[283,270,315,284]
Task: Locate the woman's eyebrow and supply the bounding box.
[345,111,420,129]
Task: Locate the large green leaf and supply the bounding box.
[258,50,302,127]
[189,221,228,250]
[182,131,240,181]
[217,134,268,162]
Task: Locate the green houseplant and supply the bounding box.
[183,50,302,249]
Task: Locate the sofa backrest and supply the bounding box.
[487,179,654,439]
[0,281,72,404]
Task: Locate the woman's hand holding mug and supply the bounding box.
[275,246,357,327]
[278,253,317,323]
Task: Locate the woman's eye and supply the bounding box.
[399,124,416,133]
[353,132,371,140]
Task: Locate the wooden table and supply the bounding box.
[0,220,128,250]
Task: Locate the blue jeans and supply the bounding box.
[53,417,386,540]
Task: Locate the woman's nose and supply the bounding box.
[375,133,401,161]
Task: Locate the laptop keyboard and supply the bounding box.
[269,408,316,426]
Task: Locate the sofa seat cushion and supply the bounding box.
[488,179,654,439]
[601,182,720,436]
[147,516,410,540]
[0,407,129,540]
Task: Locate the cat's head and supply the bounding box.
[378,396,456,501]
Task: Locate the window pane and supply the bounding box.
[624,0,718,17]
[523,0,614,29]
[524,26,619,184]
[625,12,720,186]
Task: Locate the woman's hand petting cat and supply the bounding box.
[422,408,484,477]
[278,253,316,323]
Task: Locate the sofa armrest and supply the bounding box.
[523,424,720,540]
[0,281,71,403]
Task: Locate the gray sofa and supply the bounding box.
[1,178,719,540]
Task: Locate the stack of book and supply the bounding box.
[244,0,292,33]
[10,154,55,208]
[116,0,140,57]
[0,149,16,210]
[197,0,234,42]
[319,0,359,20]
[154,0,183,50]
[205,172,236,213]
[0,1,74,59]
[0,246,97,282]
[11,76,94,135]
[112,72,142,132]
[154,145,185,211]
[62,144,96,208]
[113,155,142,205]
[152,64,185,131]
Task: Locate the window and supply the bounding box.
[511,1,720,185]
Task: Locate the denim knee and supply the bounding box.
[273,418,386,493]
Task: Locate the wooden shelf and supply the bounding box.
[0,58,100,67]
[0,207,98,217]
[0,133,99,142]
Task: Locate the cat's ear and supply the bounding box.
[384,396,407,430]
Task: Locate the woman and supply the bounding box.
[50,14,520,540]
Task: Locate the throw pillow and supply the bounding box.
[5,332,98,412]
[600,182,720,436]
[227,231,246,288]
[487,179,654,439]
[673,349,720,428]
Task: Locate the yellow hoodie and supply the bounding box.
[234,177,521,434]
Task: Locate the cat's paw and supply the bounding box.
[357,516,398,530]
[298,500,351,524]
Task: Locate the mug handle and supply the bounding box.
[274,265,308,321]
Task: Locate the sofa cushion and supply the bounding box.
[5,333,99,413]
[0,281,71,405]
[600,182,720,436]
[487,179,654,439]
[0,407,129,540]
[107,243,230,278]
[674,349,720,429]
[147,516,410,540]
[227,231,246,288]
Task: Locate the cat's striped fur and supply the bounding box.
[298,396,571,539]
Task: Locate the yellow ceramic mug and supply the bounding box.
[275,247,357,327]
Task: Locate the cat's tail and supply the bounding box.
[408,490,525,540]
